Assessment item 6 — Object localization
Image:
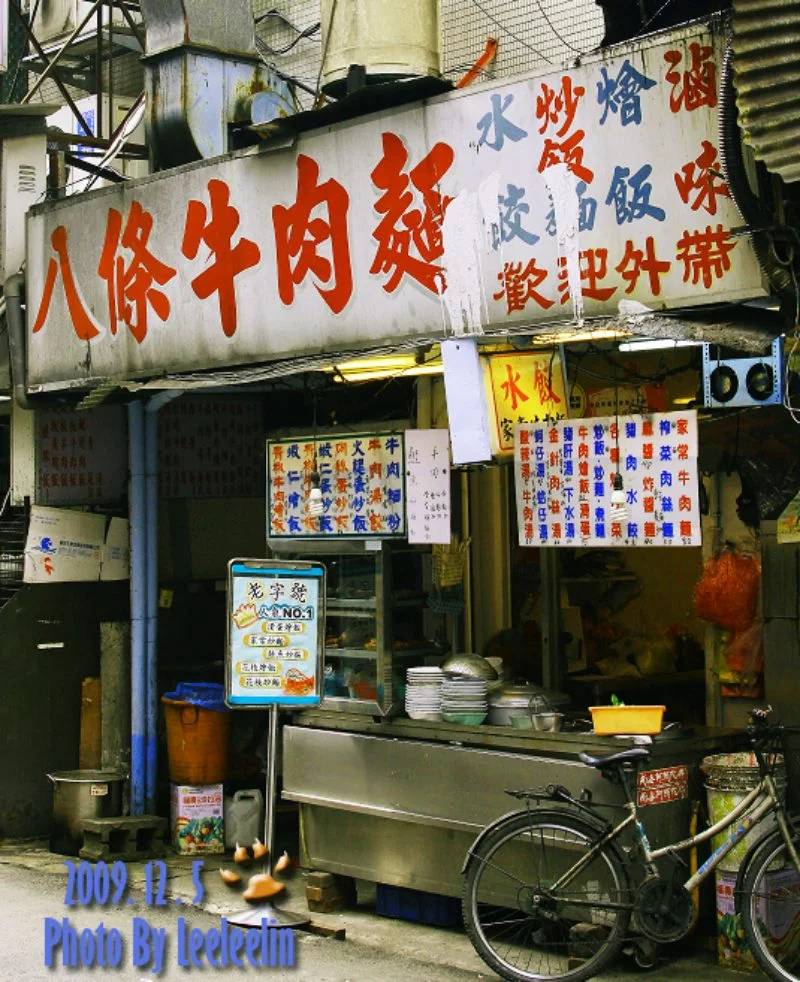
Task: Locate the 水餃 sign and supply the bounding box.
[484,351,568,454]
[226,559,325,707]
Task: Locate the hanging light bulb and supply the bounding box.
[307,464,324,518]
[610,472,628,524]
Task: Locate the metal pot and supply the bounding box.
[440,653,498,681]
[47,770,126,856]
[532,712,564,732]
[487,681,570,726]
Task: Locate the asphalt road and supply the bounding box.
[0,864,486,982]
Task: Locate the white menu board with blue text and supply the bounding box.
[514,410,700,547]
[226,559,325,707]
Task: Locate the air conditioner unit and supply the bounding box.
[33,0,132,47]
[702,340,784,409]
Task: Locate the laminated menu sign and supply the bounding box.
[226,559,325,707]
[514,410,700,547]
[267,432,405,538]
[405,429,451,545]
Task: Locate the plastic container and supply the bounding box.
[224,790,264,849]
[589,705,665,735]
[162,686,231,785]
[703,751,785,872]
[47,770,126,856]
[376,884,461,927]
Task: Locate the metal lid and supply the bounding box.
[47,770,126,783]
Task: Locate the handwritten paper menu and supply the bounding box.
[267,432,406,538]
[227,560,324,706]
[514,410,700,547]
[405,430,451,545]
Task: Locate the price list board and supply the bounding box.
[226,559,326,707]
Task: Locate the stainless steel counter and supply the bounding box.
[283,712,740,898]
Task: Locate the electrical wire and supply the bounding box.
[533,0,585,55]
[257,13,321,56]
[632,0,678,38]
[465,0,552,63]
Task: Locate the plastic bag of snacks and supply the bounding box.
[693,547,760,632]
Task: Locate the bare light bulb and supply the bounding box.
[307,486,324,518]
[609,473,628,524]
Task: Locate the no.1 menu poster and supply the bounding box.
[226,559,325,707]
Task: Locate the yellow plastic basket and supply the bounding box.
[589,705,665,736]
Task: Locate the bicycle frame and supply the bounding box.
[549,769,800,901]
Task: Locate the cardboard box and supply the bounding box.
[170,784,224,855]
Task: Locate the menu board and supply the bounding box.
[37,405,126,504]
[405,429,451,545]
[267,432,405,538]
[158,397,263,498]
[514,410,700,547]
[226,559,325,707]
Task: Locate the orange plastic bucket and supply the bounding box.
[162,697,231,785]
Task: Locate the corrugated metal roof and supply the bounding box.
[733,0,800,183]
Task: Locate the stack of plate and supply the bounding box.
[405,667,444,720]
[441,677,489,725]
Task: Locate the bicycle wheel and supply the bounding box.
[742,828,800,982]
[462,810,631,982]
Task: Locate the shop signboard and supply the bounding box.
[484,351,569,455]
[514,409,700,547]
[266,432,405,539]
[226,558,325,707]
[405,429,451,545]
[158,396,263,498]
[37,405,126,504]
[27,23,765,391]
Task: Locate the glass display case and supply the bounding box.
[276,542,444,715]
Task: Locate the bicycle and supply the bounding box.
[462,707,800,982]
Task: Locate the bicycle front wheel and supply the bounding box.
[742,828,800,982]
[462,810,631,982]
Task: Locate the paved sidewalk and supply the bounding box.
[0,840,767,980]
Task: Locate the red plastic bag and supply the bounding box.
[693,547,760,632]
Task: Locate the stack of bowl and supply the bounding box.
[405,666,444,720]
[441,676,488,725]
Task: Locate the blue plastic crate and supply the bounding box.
[375,884,461,927]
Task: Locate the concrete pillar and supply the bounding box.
[100,621,131,776]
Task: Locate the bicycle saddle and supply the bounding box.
[579,746,651,768]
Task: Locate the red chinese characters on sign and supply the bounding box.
[637,765,688,807]
[676,224,736,289]
[98,201,177,343]
[32,226,103,340]
[557,250,616,303]
[494,259,555,314]
[674,140,730,215]
[370,132,454,294]
[181,179,261,337]
[273,154,352,314]
[664,43,717,113]
[616,237,671,295]
[536,76,593,183]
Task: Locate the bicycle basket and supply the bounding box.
[780,727,800,814]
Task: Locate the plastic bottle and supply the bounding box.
[223,790,264,850]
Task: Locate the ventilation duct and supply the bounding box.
[139,0,292,169]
